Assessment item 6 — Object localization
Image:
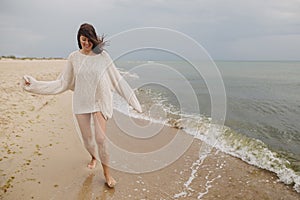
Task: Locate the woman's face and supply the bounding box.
[80,35,93,52]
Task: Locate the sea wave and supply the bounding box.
[113,88,300,193]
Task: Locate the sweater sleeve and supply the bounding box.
[23,56,75,95]
[104,51,142,113]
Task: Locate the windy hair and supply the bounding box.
[77,23,106,54]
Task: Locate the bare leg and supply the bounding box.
[75,113,97,169]
[93,112,116,188]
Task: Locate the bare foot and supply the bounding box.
[105,174,117,188]
[87,158,97,169]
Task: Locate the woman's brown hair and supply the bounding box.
[77,23,106,54]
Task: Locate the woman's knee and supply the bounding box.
[95,133,106,145]
[83,134,94,144]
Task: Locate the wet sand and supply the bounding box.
[0,59,299,199]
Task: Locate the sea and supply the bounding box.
[113,60,300,193]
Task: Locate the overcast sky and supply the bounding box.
[1,0,300,60]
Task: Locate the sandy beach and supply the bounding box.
[0,59,299,200]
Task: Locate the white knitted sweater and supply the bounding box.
[23,50,142,119]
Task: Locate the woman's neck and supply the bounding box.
[80,49,94,55]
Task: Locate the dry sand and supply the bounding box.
[0,59,299,199]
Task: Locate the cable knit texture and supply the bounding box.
[23,50,142,119]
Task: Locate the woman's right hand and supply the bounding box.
[23,75,31,86]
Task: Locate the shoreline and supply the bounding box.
[0,59,299,199]
[0,57,65,61]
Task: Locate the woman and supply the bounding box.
[22,23,142,188]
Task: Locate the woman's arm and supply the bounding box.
[104,51,142,113]
[23,56,74,95]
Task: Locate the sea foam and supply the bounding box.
[112,87,300,193]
